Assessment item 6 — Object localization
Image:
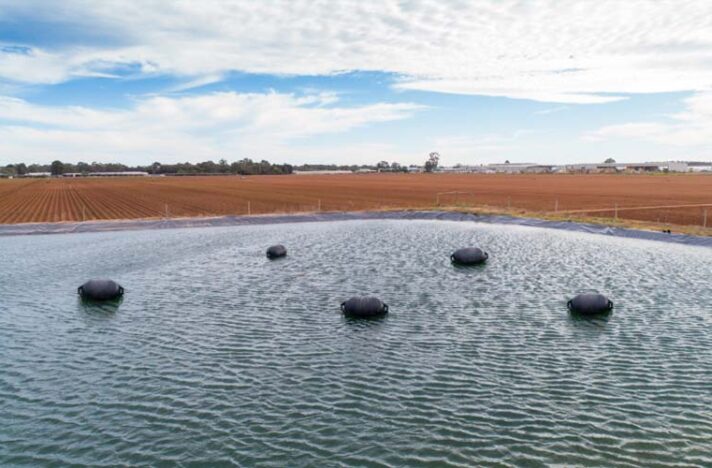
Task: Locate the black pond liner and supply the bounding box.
[1,210,711,248]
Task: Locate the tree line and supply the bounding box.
[0,158,294,176]
[1,158,413,176]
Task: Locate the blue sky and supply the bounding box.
[1,1,711,166]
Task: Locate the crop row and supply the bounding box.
[0,174,710,227]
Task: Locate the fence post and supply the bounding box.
[704,209,708,228]
[318,199,321,212]
[614,203,618,220]
[82,206,86,222]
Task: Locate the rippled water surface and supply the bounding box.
[1,220,711,467]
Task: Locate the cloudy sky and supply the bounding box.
[1,0,711,166]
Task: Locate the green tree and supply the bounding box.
[76,162,90,174]
[376,161,390,171]
[424,152,440,173]
[604,157,616,164]
[50,160,64,176]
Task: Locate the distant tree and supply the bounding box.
[424,152,440,173]
[62,162,77,173]
[376,161,390,171]
[258,160,268,174]
[15,163,27,175]
[76,162,90,174]
[505,160,510,164]
[604,157,616,164]
[151,162,162,174]
[219,158,229,173]
[50,160,64,175]
[197,160,218,173]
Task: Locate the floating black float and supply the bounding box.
[450,247,489,266]
[78,279,124,301]
[567,293,613,315]
[341,296,389,318]
[266,244,287,259]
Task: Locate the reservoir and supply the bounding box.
[1,220,710,466]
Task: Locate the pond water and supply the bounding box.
[1,220,710,467]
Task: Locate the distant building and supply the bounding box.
[623,163,661,173]
[25,172,51,177]
[657,161,712,172]
[293,170,352,175]
[486,163,551,173]
[438,165,493,173]
[686,161,712,172]
[61,171,149,177]
[667,161,690,172]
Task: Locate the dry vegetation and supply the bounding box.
[0,173,711,232]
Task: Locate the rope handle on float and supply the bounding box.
[566,300,573,310]
[340,302,346,312]
[383,303,389,313]
[607,299,613,309]
[77,286,83,295]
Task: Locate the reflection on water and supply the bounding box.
[79,297,123,315]
[0,220,711,467]
[568,308,612,327]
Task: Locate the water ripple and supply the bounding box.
[0,220,710,467]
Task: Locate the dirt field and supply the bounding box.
[0,173,711,228]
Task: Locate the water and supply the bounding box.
[1,220,710,467]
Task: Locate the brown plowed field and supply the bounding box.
[0,174,711,227]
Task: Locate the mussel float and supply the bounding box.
[567,293,613,315]
[451,247,489,266]
[78,279,124,301]
[266,244,287,259]
[341,296,389,318]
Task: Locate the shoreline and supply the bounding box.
[1,208,710,248]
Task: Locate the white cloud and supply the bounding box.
[0,92,422,164]
[585,92,712,147]
[1,0,712,103]
[534,106,568,115]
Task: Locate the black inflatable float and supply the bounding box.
[567,293,613,315]
[266,244,287,259]
[78,279,124,301]
[451,247,489,266]
[341,296,389,318]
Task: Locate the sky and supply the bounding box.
[1,0,711,167]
